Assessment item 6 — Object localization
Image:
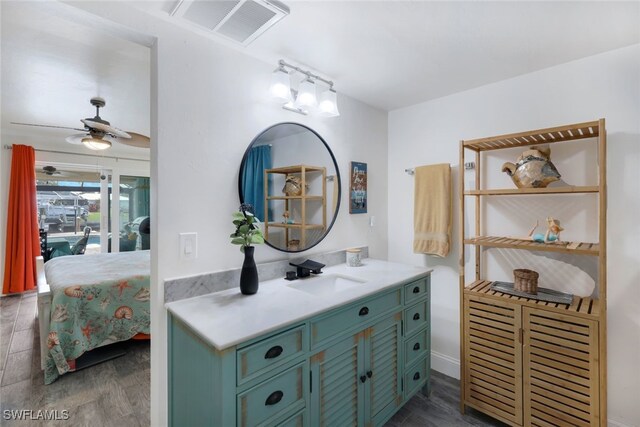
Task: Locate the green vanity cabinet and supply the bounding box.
[309,311,402,427]
[402,278,431,400]
[168,272,431,427]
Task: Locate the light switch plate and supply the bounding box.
[179,232,197,260]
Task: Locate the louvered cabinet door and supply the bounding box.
[309,333,364,427]
[523,309,600,427]
[367,312,402,426]
[464,295,523,425]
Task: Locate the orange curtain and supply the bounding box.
[3,145,40,294]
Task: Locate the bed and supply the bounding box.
[36,250,150,384]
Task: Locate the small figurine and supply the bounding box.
[282,210,294,224]
[542,217,564,243]
[502,146,561,188]
[519,217,564,243]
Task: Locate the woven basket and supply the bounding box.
[513,269,539,294]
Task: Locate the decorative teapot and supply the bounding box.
[501,146,561,188]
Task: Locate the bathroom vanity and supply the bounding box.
[166,259,432,426]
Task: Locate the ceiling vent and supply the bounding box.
[170,0,289,46]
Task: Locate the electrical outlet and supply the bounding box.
[179,232,197,260]
[369,216,376,227]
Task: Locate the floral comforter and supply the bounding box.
[43,250,150,384]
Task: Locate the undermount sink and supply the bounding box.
[286,274,367,296]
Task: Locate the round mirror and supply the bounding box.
[239,123,341,252]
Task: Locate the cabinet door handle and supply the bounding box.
[367,370,373,378]
[264,345,283,359]
[360,375,367,383]
[413,313,420,321]
[359,307,369,316]
[265,390,284,406]
[413,372,421,381]
[413,342,420,351]
[413,286,420,294]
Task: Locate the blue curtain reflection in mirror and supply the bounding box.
[241,145,272,221]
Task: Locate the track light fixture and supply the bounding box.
[269,59,339,117]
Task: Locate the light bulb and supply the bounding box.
[318,88,340,117]
[295,77,317,108]
[269,68,292,103]
[82,137,112,150]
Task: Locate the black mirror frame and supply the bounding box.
[238,122,341,253]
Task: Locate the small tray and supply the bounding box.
[491,281,574,305]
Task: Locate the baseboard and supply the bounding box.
[431,350,460,380]
[607,419,633,427]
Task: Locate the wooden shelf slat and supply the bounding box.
[265,222,325,230]
[267,195,324,200]
[265,165,326,174]
[462,120,600,152]
[465,186,599,196]
[464,280,600,318]
[465,236,599,256]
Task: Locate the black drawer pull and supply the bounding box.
[264,345,283,359]
[413,286,420,294]
[360,375,367,383]
[413,372,421,381]
[265,390,283,406]
[413,342,420,351]
[413,313,420,321]
[359,307,369,316]
[367,370,373,378]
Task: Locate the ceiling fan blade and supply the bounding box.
[109,132,150,148]
[65,133,87,145]
[81,119,131,139]
[11,122,85,132]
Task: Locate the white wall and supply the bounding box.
[388,44,640,426]
[58,3,388,426]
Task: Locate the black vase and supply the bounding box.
[240,246,259,295]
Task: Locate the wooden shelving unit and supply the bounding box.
[459,119,607,426]
[464,236,600,256]
[264,165,327,249]
[464,185,599,196]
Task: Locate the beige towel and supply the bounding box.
[413,163,452,257]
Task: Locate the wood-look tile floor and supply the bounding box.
[0,291,150,427]
[1,291,505,427]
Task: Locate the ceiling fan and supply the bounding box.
[12,97,150,150]
[40,165,67,176]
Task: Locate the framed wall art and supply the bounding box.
[349,161,367,214]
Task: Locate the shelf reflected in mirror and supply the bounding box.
[239,123,341,252]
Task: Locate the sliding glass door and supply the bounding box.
[36,165,149,257]
[107,174,150,253]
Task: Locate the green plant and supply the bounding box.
[230,205,264,252]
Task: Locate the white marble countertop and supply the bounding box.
[165,259,432,350]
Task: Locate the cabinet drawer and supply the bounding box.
[237,325,306,385]
[262,408,305,427]
[403,276,429,304]
[404,356,429,399]
[404,300,429,336]
[311,289,401,348]
[238,362,306,427]
[404,327,429,366]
